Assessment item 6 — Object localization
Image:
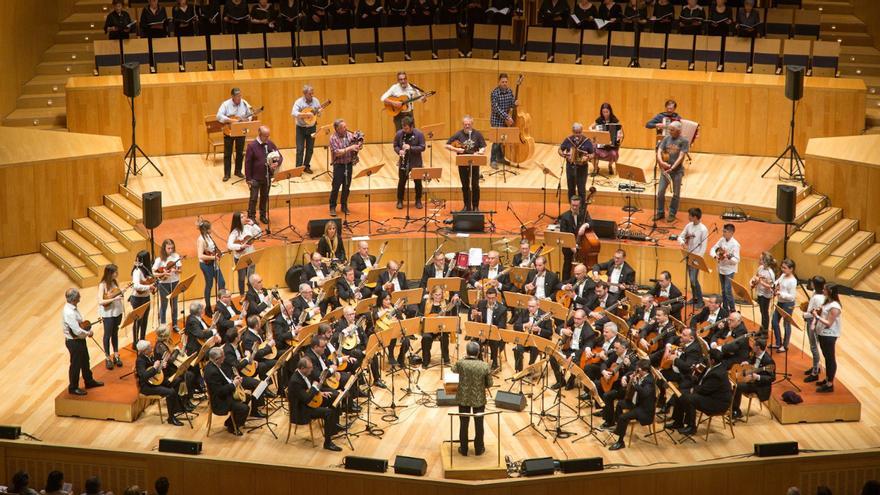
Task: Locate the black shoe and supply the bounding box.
[475,446,485,456]
[342,206,350,215]
[804,374,819,383]
[228,427,243,436]
[396,201,403,209]
[442,359,450,366]
[264,390,277,399]
[389,358,399,368]
[260,216,269,225]
[551,382,564,390]
[458,446,468,456]
[251,410,268,419]
[374,379,387,389]
[609,440,625,451]
[732,409,743,419]
[415,201,424,209]
[324,442,343,452]
[234,172,245,179]
[592,410,604,417]
[816,383,834,393]
[653,212,665,221]
[70,388,87,396]
[222,175,230,182]
[421,362,429,369]
[816,379,827,386]
[579,392,591,401]
[85,381,104,389]
[565,382,575,391]
[168,417,184,427]
[678,426,696,436]
[303,167,313,174]
[660,403,672,414]
[349,404,362,413]
[329,208,337,217]
[114,355,123,367]
[105,358,114,370]
[665,422,683,430]
[334,423,346,431]
[804,368,816,376]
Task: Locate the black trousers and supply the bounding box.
[222,400,250,431]
[102,315,122,355]
[223,135,245,177]
[562,248,575,281]
[818,335,838,382]
[329,162,353,209]
[387,337,410,364]
[671,391,727,427]
[130,295,151,344]
[421,332,450,364]
[458,404,485,453]
[513,344,538,372]
[296,125,316,169]
[565,162,587,201]
[458,164,481,211]
[601,386,624,423]
[297,399,341,444]
[393,111,414,131]
[247,179,270,219]
[66,339,95,391]
[397,166,423,203]
[757,295,771,331]
[732,382,768,412]
[140,383,183,417]
[613,402,646,440]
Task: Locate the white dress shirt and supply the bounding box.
[216,97,252,124]
[679,221,709,257]
[710,236,741,275]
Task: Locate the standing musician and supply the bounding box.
[130,250,155,347]
[557,195,593,280]
[197,219,226,314]
[328,118,362,217]
[710,223,741,313]
[677,208,708,307]
[560,263,596,310]
[583,321,621,382]
[62,288,104,396]
[654,121,689,223]
[104,0,134,40]
[689,294,728,331]
[558,123,594,199]
[812,283,842,394]
[291,85,322,174]
[596,339,635,430]
[445,115,487,212]
[420,252,450,289]
[471,250,509,292]
[336,266,365,306]
[287,356,343,451]
[371,292,410,368]
[419,286,459,367]
[452,341,493,456]
[97,265,125,370]
[221,327,267,417]
[751,251,777,333]
[216,88,254,182]
[228,212,262,296]
[135,340,184,426]
[608,359,655,451]
[592,249,636,299]
[350,241,376,292]
[645,99,681,137]
[489,73,517,170]
[393,117,427,210]
[317,221,346,261]
[552,309,595,389]
[772,258,798,353]
[589,103,624,176]
[240,315,278,378]
[244,126,282,225]
[469,287,508,370]
[802,276,826,383]
[153,240,182,330]
[512,239,534,268]
[512,297,553,372]
[381,71,425,130]
[204,347,249,436]
[301,252,328,288]
[649,271,684,321]
[731,338,775,419]
[523,256,559,300]
[244,273,274,319]
[667,348,732,436]
[292,283,325,323]
[199,0,222,35]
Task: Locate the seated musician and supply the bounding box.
[523,256,559,300]
[184,301,218,357]
[731,338,775,419]
[273,299,298,354]
[215,289,244,324]
[292,283,324,325]
[627,293,658,329]
[336,266,365,307]
[240,315,278,381]
[558,124,594,200]
[372,292,410,368]
[420,252,450,289]
[512,297,553,372]
[659,328,705,412]
[469,287,508,370]
[287,356,343,451]
[649,271,684,321]
[597,339,635,429]
[583,321,622,383]
[584,281,620,332]
[135,340,184,426]
[244,273,275,319]
[301,252,328,288]
[667,348,732,436]
[154,325,197,412]
[635,306,677,367]
[608,359,655,451]
[378,260,409,299]
[512,239,534,268]
[204,347,250,436]
[551,309,596,390]
[307,330,361,412]
[592,249,636,299]
[559,263,596,310]
[689,294,728,332]
[709,311,751,368]
[350,241,377,294]
[317,221,346,261]
[419,286,460,367]
[589,103,624,176]
[317,324,362,405]
[221,326,267,418]
[471,250,509,292]
[557,195,593,280]
[335,306,385,388]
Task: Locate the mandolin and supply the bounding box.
[307,368,334,407]
[361,241,389,290]
[148,351,174,386]
[240,342,260,377]
[383,91,436,116]
[506,74,535,163]
[574,187,601,268]
[299,99,331,126]
[223,106,265,136]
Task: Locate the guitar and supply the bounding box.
[299,99,331,126]
[383,90,436,116]
[222,106,264,136]
[240,342,260,377]
[642,322,677,354]
[599,351,635,393]
[729,362,776,383]
[340,315,366,350]
[307,368,334,408]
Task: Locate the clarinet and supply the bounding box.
[399,133,412,169]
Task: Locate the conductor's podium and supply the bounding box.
[440,410,507,480]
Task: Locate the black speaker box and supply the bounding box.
[784,65,805,101]
[558,457,604,473]
[775,184,797,224]
[121,61,141,98]
[0,425,21,440]
[591,219,618,240]
[754,441,799,457]
[393,455,428,476]
[435,389,458,407]
[307,218,342,238]
[344,456,388,473]
[521,457,556,477]
[494,390,527,411]
[158,438,202,455]
[453,212,485,232]
[142,191,163,230]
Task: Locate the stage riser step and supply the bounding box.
[22,76,70,95]
[794,194,826,225]
[56,229,110,276]
[16,94,66,110]
[789,206,842,250]
[821,32,873,46]
[55,30,98,44]
[2,108,66,128]
[36,61,93,76]
[41,242,97,287]
[118,184,143,205]
[104,193,143,224]
[87,205,147,252]
[43,49,92,64]
[818,230,876,280]
[837,244,880,286]
[840,63,880,77]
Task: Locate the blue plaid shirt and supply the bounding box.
[490,86,515,127]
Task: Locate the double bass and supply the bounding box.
[574,187,601,267]
[505,75,535,163]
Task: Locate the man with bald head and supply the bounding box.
[245,125,283,225]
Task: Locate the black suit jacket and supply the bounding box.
[240,328,272,361]
[627,304,657,328]
[136,353,161,389]
[303,347,330,382]
[287,370,321,424]
[244,287,269,318]
[524,269,560,297]
[582,291,621,312]
[695,364,733,412]
[563,276,597,308]
[471,300,508,328]
[301,263,329,287]
[350,253,377,280]
[649,282,684,321]
[223,342,248,371]
[215,300,240,323]
[629,374,656,425]
[419,262,450,288]
[184,314,213,355]
[720,323,751,366]
[591,259,636,289]
[557,206,592,236]
[689,306,729,330]
[469,263,511,291]
[317,234,346,260]
[205,362,236,415]
[291,294,320,323]
[336,278,361,303]
[672,339,705,389]
[747,351,775,401]
[272,312,296,351]
[513,310,553,339]
[377,270,408,298]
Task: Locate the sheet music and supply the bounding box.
[253,379,269,400]
[650,12,673,21]
[595,18,611,29]
[570,13,581,25]
[486,6,510,14]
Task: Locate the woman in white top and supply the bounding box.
[802,276,826,382]
[197,219,226,313]
[227,211,262,296]
[152,239,182,330]
[130,250,155,346]
[97,264,125,369]
[812,283,841,393]
[771,258,797,352]
[750,251,776,332]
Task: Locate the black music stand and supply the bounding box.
[485,127,520,181]
[347,162,385,234]
[272,166,306,240]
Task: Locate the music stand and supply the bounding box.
[323,305,345,322]
[120,300,150,353]
[502,291,532,312]
[544,231,576,279]
[731,279,757,322]
[616,163,651,232]
[426,277,462,296]
[348,162,385,234]
[773,304,801,391]
[168,274,196,331]
[390,288,423,307]
[354,296,377,314]
[317,276,339,305]
[273,166,306,240]
[455,154,488,212]
[311,124,334,181]
[485,127,520,181]
[535,162,559,222]
[332,374,359,449]
[420,122,446,203]
[233,248,266,297]
[537,299,569,321]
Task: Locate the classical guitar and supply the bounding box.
[383,90,436,116]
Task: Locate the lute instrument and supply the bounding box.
[299,99,331,126]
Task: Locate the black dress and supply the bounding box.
[677,5,704,35]
[249,3,277,33]
[305,0,331,30]
[223,0,251,34]
[409,0,436,24]
[199,0,223,35]
[651,2,675,33]
[597,2,622,31]
[464,0,486,24]
[571,2,598,29]
[438,0,464,24]
[357,0,383,27]
[172,4,198,36]
[736,8,760,38]
[277,0,301,32]
[707,5,732,36]
[140,5,169,38]
[104,9,134,40]
[331,0,357,29]
[538,0,569,28]
[621,4,647,32]
[385,0,410,26]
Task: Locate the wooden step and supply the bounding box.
[105,193,143,224]
[794,193,826,225]
[118,184,142,205]
[2,107,66,127]
[818,231,875,279]
[55,29,100,44]
[21,75,71,95]
[821,13,866,33]
[57,229,112,275]
[72,0,114,14]
[803,0,853,15]
[42,44,93,63]
[839,62,880,77]
[867,108,880,128]
[36,60,94,76]
[803,218,859,259]
[61,12,110,31]
[41,241,98,287]
[821,32,874,47]
[87,205,147,251]
[72,217,130,271]
[788,206,842,250]
[838,243,880,286]
[839,45,880,65]
[15,93,66,110]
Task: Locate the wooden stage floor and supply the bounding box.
[3,254,880,480]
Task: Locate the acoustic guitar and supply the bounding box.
[383,91,436,116]
[299,100,332,126]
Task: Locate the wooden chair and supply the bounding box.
[626,382,661,446]
[204,388,238,437]
[744,391,768,423]
[204,115,225,163]
[286,417,324,447]
[138,393,165,424]
[696,378,737,440]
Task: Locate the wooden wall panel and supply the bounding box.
[66,60,864,158]
[805,155,880,236]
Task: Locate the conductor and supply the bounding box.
[452,341,493,456]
